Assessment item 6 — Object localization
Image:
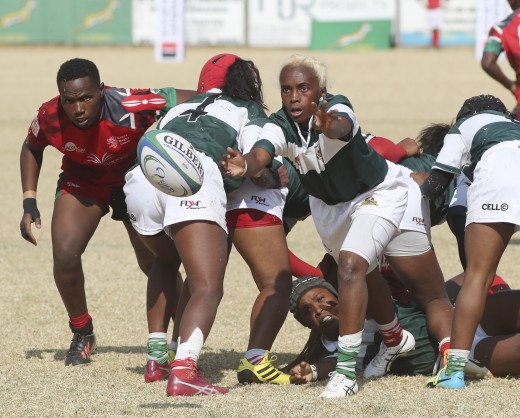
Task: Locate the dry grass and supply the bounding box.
[1,45,519,417]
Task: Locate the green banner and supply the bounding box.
[0,0,132,44]
[311,20,392,51]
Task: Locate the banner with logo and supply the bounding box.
[0,0,132,44]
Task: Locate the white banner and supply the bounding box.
[185,0,245,45]
[154,0,185,63]
[248,0,394,48]
[399,0,475,46]
[475,0,511,60]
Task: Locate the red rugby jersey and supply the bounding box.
[27,86,177,187]
[485,10,520,83]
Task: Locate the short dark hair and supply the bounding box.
[56,58,100,87]
[416,123,451,156]
[222,58,267,110]
[456,94,510,121]
[289,275,338,324]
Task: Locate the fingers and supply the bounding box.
[20,224,37,246]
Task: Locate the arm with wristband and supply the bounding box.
[20,137,43,245]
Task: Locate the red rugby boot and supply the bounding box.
[166,358,229,396]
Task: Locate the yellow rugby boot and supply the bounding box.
[237,351,290,384]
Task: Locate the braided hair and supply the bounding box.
[456,94,510,121]
[222,59,267,110]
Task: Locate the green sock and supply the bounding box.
[336,334,361,380]
[445,349,469,375]
[147,333,169,364]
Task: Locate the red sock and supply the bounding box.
[69,312,92,330]
[378,317,403,348]
[439,337,450,358]
[289,250,323,278]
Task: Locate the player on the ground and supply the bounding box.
[481,0,520,118]
[287,273,520,383]
[19,58,193,366]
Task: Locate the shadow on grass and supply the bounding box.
[127,348,298,383]
[140,402,201,410]
[25,345,147,362]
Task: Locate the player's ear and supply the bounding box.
[99,82,105,95]
[321,87,327,96]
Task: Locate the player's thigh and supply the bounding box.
[231,223,290,289]
[170,220,228,293]
[465,222,515,281]
[51,193,105,254]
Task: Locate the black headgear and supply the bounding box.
[289,275,338,324]
[456,94,510,121]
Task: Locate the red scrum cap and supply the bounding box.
[197,53,239,93]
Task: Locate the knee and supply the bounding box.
[337,255,365,284]
[52,244,82,271]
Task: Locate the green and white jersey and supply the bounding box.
[158,89,268,192]
[254,93,388,205]
[434,110,520,181]
[399,153,455,226]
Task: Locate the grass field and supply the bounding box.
[1,45,519,417]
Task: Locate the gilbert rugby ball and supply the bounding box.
[137,129,204,197]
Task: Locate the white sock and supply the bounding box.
[175,327,204,362]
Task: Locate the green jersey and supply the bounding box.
[158,92,268,192]
[254,94,388,205]
[399,153,455,226]
[434,110,520,181]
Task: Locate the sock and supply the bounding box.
[244,349,267,365]
[168,340,178,351]
[439,337,451,360]
[289,250,323,278]
[445,349,469,375]
[147,332,169,364]
[69,312,93,334]
[378,316,403,348]
[175,327,204,362]
[336,332,362,380]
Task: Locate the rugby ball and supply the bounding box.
[137,129,204,197]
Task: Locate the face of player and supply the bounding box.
[298,287,339,340]
[280,65,325,128]
[59,77,104,129]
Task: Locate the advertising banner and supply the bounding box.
[248,0,394,49]
[0,0,132,44]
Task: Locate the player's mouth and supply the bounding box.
[75,118,90,128]
[290,107,303,119]
[320,314,333,324]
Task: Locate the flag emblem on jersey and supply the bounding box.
[122,93,167,112]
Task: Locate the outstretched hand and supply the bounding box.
[289,361,313,384]
[221,147,247,177]
[311,95,339,133]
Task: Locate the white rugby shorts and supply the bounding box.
[225,175,287,221]
[466,141,520,229]
[124,152,227,237]
[309,162,408,266]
